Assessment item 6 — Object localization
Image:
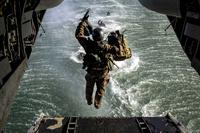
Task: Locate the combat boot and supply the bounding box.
[87,100,92,105]
[94,101,101,109]
[94,94,102,109]
[86,95,93,105]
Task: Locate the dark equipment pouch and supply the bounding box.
[82,53,102,69]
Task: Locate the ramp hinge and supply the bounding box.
[136,118,152,133]
[66,117,78,133]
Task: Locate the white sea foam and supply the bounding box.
[70,47,85,63]
[110,79,141,116]
[113,55,140,74]
[141,99,160,116]
[109,55,141,115]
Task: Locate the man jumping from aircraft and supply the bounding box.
[75,10,132,109]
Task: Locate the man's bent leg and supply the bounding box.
[85,73,95,105]
[95,72,110,109]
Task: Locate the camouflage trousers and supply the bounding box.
[85,69,110,107]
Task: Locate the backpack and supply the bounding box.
[108,30,132,61]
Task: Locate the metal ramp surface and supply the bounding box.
[28,114,189,133]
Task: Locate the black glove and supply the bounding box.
[82,15,89,22]
[82,9,90,22]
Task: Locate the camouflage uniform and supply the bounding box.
[75,21,118,108]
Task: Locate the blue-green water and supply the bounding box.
[6,0,200,132]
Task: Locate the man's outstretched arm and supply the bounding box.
[75,21,89,48]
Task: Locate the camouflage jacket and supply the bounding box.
[75,21,118,70]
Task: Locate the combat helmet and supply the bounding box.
[92,27,104,41]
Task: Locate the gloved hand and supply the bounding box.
[81,9,92,34]
[82,15,89,22]
[82,9,90,22]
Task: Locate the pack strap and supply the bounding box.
[108,58,119,69]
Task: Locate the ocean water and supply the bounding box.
[6,0,200,132]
